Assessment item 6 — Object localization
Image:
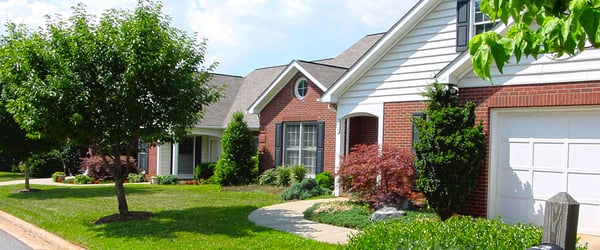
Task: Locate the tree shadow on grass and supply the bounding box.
[89,205,270,239]
[5,185,157,200]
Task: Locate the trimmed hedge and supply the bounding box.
[281,178,329,200]
[346,215,542,249]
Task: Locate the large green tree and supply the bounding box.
[413,83,486,220]
[0,1,220,217]
[470,0,600,81]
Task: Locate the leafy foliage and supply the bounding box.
[194,162,216,180]
[0,1,220,214]
[280,178,330,200]
[258,168,278,185]
[215,111,258,186]
[315,171,334,190]
[157,175,178,185]
[127,173,146,183]
[339,144,417,208]
[258,165,307,186]
[74,174,95,184]
[79,155,139,181]
[26,150,63,178]
[347,215,542,250]
[413,83,486,220]
[51,171,65,182]
[470,0,600,81]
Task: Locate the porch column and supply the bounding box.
[172,143,179,175]
[333,117,344,196]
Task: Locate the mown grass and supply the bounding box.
[0,171,25,182]
[0,184,338,250]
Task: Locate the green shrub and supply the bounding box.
[215,111,258,186]
[281,178,330,200]
[63,176,75,184]
[51,171,65,182]
[158,175,178,185]
[275,167,292,186]
[304,201,373,229]
[127,173,146,183]
[194,162,216,180]
[289,165,307,183]
[347,215,542,250]
[315,171,334,190]
[28,150,63,178]
[258,168,278,185]
[74,174,94,184]
[413,83,486,220]
[200,175,217,184]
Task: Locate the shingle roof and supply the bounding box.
[314,33,385,68]
[296,61,347,89]
[197,33,384,130]
[197,74,244,127]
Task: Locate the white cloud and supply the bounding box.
[0,0,419,75]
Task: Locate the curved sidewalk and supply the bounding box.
[248,198,359,244]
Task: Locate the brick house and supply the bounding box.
[248,34,383,176]
[320,0,600,236]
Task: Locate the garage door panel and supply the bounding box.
[533,142,564,169]
[578,204,600,235]
[532,171,564,199]
[492,107,600,236]
[568,144,600,170]
[567,173,600,202]
[534,113,568,138]
[498,169,531,198]
[509,142,530,167]
[500,114,532,138]
[532,200,546,225]
[569,113,600,139]
[497,196,531,223]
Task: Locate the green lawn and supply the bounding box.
[0,184,338,250]
[0,171,25,182]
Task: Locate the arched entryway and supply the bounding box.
[344,115,379,154]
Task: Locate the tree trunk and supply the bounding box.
[111,147,129,216]
[24,160,30,191]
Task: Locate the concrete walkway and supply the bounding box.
[248,198,358,244]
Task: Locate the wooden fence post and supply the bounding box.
[543,192,579,250]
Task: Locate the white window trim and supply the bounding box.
[470,0,498,38]
[283,122,317,175]
[294,77,308,100]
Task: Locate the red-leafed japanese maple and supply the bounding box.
[339,144,416,208]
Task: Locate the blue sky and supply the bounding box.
[0,0,419,76]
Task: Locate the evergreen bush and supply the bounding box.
[413,83,486,220]
[281,178,329,200]
[214,111,258,186]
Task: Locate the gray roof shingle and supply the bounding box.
[197,33,384,130]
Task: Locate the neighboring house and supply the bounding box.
[321,0,600,236]
[146,67,285,179]
[248,33,383,176]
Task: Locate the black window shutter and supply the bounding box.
[274,123,283,167]
[316,122,325,174]
[456,0,470,52]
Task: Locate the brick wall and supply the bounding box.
[460,81,600,217]
[145,146,157,180]
[382,101,427,151]
[258,72,337,173]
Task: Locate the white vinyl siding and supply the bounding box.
[338,0,459,107]
[158,143,172,175]
[459,49,600,87]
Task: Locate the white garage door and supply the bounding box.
[490,107,600,236]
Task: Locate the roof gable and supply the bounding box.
[320,0,441,103]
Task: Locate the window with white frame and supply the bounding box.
[294,78,308,99]
[284,123,318,175]
[456,0,499,52]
